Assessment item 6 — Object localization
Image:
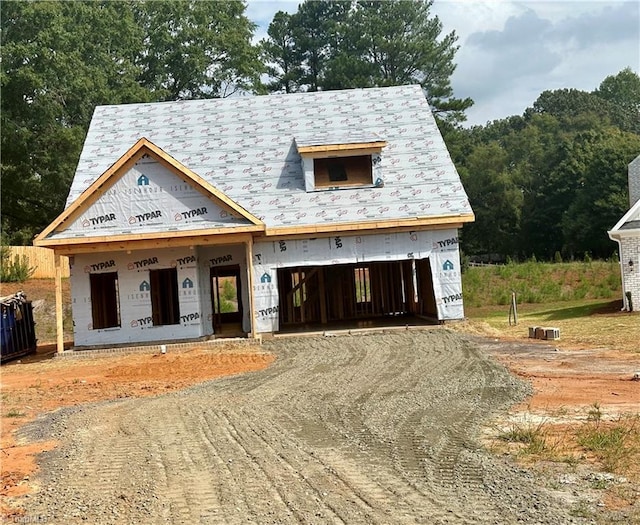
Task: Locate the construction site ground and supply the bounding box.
[0,280,639,523]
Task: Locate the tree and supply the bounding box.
[261,0,472,122]
[451,70,640,260]
[346,0,472,120]
[527,88,616,124]
[459,142,522,257]
[1,0,263,243]
[134,0,263,99]
[1,0,151,243]
[290,0,351,92]
[561,128,640,258]
[593,67,640,134]
[259,12,303,94]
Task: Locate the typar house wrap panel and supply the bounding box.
[49,153,255,241]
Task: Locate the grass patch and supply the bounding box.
[497,421,555,456]
[463,260,621,309]
[576,415,640,473]
[5,408,26,418]
[463,297,639,353]
[492,410,640,482]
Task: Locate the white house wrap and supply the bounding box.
[36,85,474,350]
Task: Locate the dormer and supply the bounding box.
[295,133,386,192]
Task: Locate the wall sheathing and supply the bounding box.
[71,244,249,347]
[252,229,464,333]
[57,156,250,242]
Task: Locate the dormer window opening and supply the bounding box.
[296,137,386,192]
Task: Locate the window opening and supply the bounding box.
[314,155,372,188]
[327,161,348,182]
[150,268,180,326]
[90,272,120,329]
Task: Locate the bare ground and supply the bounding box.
[9,330,593,524]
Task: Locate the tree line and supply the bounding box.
[446,68,640,261]
[2,0,638,262]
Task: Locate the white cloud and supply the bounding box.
[433,0,639,125]
[246,0,300,42]
[246,0,639,126]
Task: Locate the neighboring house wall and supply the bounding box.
[610,155,640,311]
[630,155,640,207]
[619,236,640,310]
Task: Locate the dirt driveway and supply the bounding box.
[10,330,585,524]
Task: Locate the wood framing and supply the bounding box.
[265,214,473,237]
[276,261,421,326]
[245,240,257,339]
[48,233,255,256]
[55,253,64,354]
[296,141,387,155]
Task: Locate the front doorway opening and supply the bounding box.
[210,265,244,335]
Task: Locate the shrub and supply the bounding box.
[0,246,35,283]
[222,279,236,301]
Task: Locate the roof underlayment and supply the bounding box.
[65,85,472,234]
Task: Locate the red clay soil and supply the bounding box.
[1,345,274,518]
[494,346,640,414]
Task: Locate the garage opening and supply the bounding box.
[277,259,438,328]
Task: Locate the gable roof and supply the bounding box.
[35,138,263,247]
[609,197,640,238]
[62,85,473,236]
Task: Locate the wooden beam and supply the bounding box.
[318,267,327,324]
[36,226,262,250]
[55,253,65,354]
[297,141,387,155]
[301,147,386,159]
[245,239,257,339]
[47,232,255,256]
[263,214,474,238]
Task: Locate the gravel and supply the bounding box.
[17,330,592,524]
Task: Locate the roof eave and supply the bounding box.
[263,213,475,237]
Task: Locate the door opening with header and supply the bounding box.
[210,265,244,336]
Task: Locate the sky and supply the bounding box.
[245,0,639,126]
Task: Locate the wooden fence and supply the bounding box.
[5,246,70,279]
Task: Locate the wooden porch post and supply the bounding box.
[54,252,65,354]
[245,239,257,339]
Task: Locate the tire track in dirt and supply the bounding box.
[19,330,576,524]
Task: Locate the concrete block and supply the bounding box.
[543,328,560,340]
